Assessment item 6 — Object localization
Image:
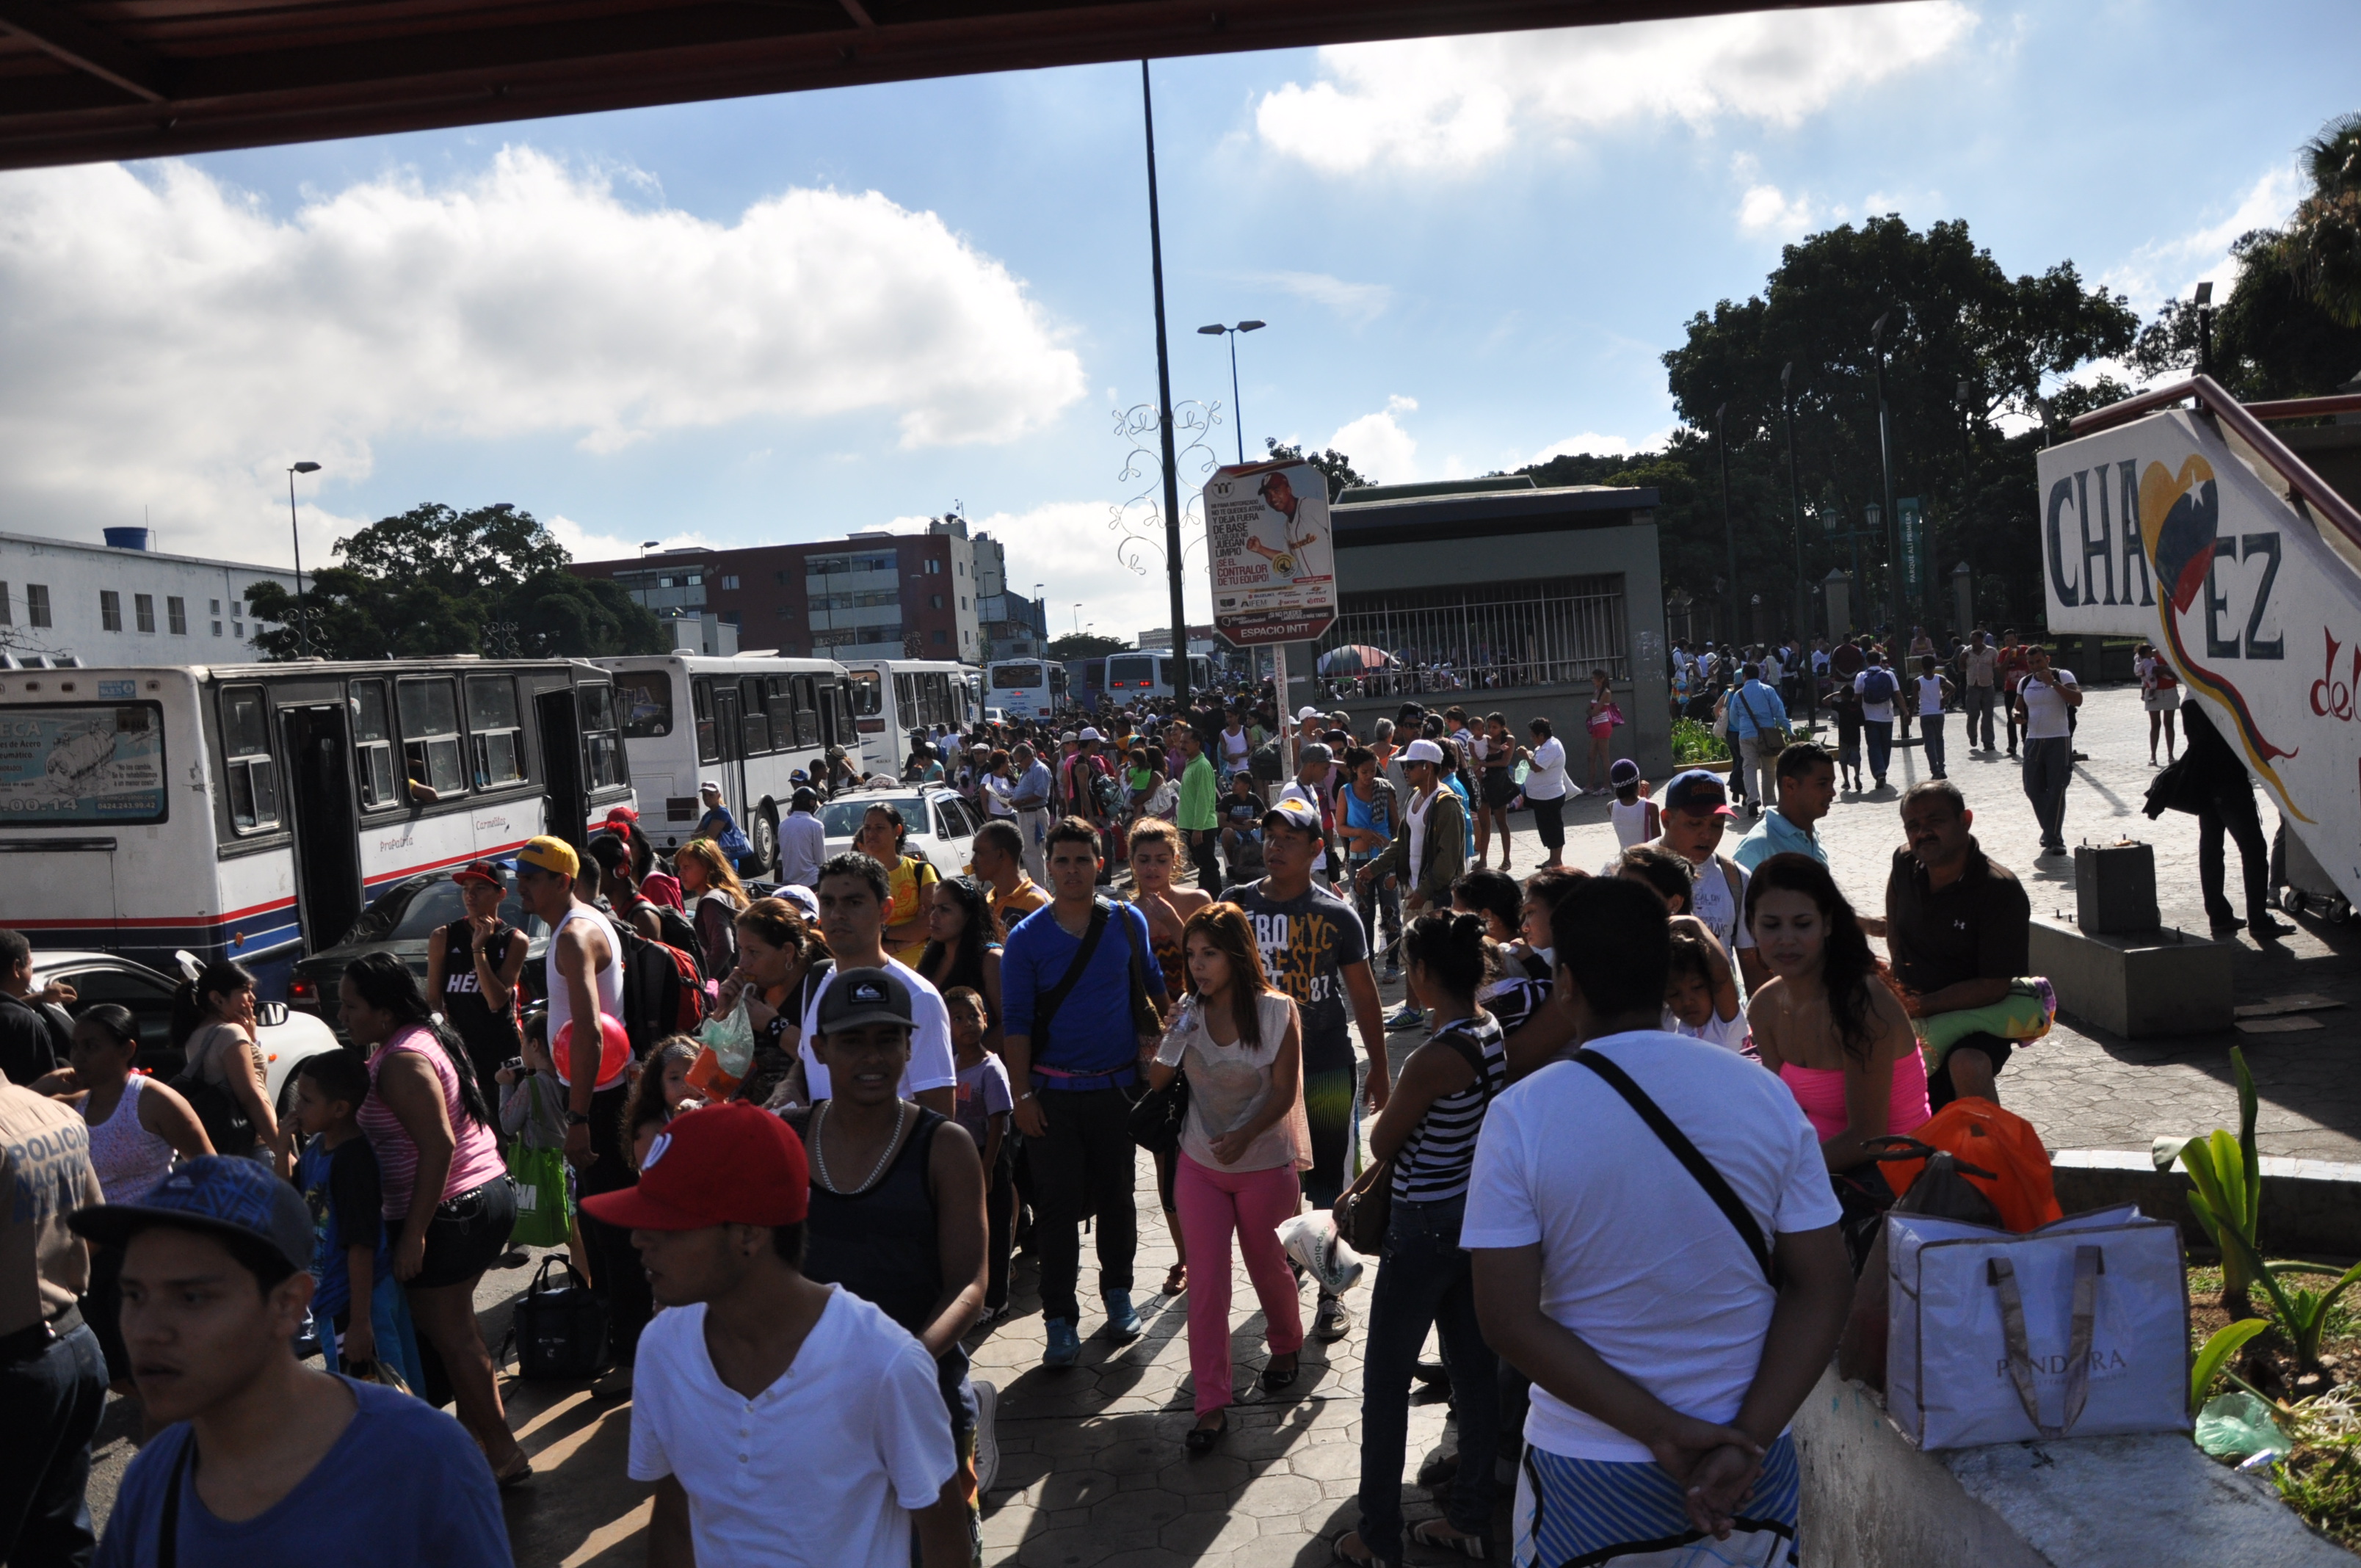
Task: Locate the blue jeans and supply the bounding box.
[2023,736,2072,850]
[1358,1194,1498,1560]
[0,1322,107,1568]
[1864,719,1894,781]
[1920,713,1947,777]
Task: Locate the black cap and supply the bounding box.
[818,967,915,1034]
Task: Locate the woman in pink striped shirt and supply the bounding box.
[342,951,528,1485]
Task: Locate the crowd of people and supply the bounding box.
[0,634,2282,1568]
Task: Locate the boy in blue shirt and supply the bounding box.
[282,1050,424,1393]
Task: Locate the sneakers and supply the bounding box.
[1043,1318,1081,1367]
[971,1380,1001,1495]
[1380,959,1402,984]
[1385,1003,1425,1031]
[1313,1294,1353,1341]
[1103,1290,1143,1343]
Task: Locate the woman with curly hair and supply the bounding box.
[673,836,748,981]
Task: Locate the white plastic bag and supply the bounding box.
[687,994,755,1098]
[1277,1211,1364,1296]
[1886,1204,2191,1450]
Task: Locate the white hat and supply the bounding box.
[1079,726,1103,743]
[1401,738,1446,766]
[1296,705,1321,722]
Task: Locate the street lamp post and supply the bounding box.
[1870,312,1904,634]
[1196,321,1266,465]
[1140,61,1192,716]
[636,541,662,614]
[1715,404,1737,646]
[2194,280,2214,378]
[286,462,321,654]
[1780,363,1809,714]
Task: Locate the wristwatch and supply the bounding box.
[567,1110,591,1126]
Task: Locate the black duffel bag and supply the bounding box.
[1127,1070,1189,1155]
[509,1256,610,1381]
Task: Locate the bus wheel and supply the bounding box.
[754,806,780,879]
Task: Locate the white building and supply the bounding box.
[0,529,299,666]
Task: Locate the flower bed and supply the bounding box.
[2190,1260,2361,1547]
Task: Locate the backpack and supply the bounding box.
[1092,769,1123,819]
[1249,741,1283,783]
[1860,667,1898,706]
[613,923,705,1056]
[1882,1098,2062,1234]
[650,903,711,983]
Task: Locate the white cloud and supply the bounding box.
[1231,270,1395,326]
[1737,184,1818,238]
[1255,2,1977,174]
[1330,396,1420,484]
[2102,162,2304,314]
[0,148,1086,565]
[543,515,718,565]
[972,499,1216,642]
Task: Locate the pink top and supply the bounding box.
[1780,1049,1932,1144]
[359,1023,508,1219]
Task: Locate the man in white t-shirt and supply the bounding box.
[792,853,958,1111]
[2012,643,2082,857]
[1521,716,1571,869]
[594,1103,967,1568]
[1465,876,1849,1565]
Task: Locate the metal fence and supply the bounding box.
[1313,574,1629,697]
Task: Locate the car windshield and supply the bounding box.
[819,796,925,839]
[339,877,540,944]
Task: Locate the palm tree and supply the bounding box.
[2285,112,2361,328]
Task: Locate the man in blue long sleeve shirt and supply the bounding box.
[1725,662,1790,818]
[1002,816,1167,1365]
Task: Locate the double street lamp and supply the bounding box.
[1197,320,1266,465]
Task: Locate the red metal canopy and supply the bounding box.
[0,0,1880,172]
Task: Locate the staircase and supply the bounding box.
[2040,374,2361,906]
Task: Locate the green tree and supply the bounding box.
[1048,632,1126,661]
[1262,440,1372,498]
[497,570,667,658]
[337,503,573,603]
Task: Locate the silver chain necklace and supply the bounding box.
[810,1098,908,1195]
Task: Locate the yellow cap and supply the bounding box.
[516,835,579,879]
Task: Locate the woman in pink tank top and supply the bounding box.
[1743,852,1931,1267]
[341,951,529,1485]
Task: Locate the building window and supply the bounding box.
[211,621,223,637]
[134,594,156,634]
[932,629,948,645]
[720,575,740,590]
[220,686,280,831]
[167,597,187,634]
[100,590,123,632]
[775,606,795,619]
[233,623,244,639]
[929,595,943,610]
[960,597,968,610]
[924,559,943,575]
[775,570,793,585]
[209,599,220,614]
[1319,574,1631,692]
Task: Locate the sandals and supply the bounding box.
[1184,1410,1227,1454]
[1411,1519,1490,1559]
[1330,1531,1399,1568]
[492,1451,535,1489]
[1261,1352,1299,1393]
[1163,1263,1188,1296]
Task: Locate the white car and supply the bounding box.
[815,784,983,885]
[32,951,347,1116]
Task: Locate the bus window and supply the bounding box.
[615,669,672,738]
[465,675,525,788]
[992,663,1042,691]
[396,678,467,797]
[739,676,772,755]
[791,675,821,747]
[692,679,719,764]
[895,673,915,725]
[348,680,396,809]
[849,669,882,716]
[579,684,625,789]
[221,686,281,831]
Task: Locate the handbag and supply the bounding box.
[1127,1068,1189,1155]
[1338,1155,1393,1255]
[509,1255,612,1380]
[1885,1205,2191,1450]
[505,1139,573,1249]
[172,1025,255,1155]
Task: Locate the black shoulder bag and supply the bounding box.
[1338,1025,1497,1255]
[1576,1050,1776,1285]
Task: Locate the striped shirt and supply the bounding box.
[1390,1013,1506,1203]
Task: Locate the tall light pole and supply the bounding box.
[2193,280,2214,378]
[1870,311,1903,634]
[1073,603,1083,636]
[1196,320,1266,465]
[286,462,320,654]
[636,540,662,614]
[1141,61,1192,715]
[1714,403,1736,646]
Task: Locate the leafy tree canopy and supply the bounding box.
[1262,440,1371,498]
[247,502,662,661]
[1048,633,1128,660]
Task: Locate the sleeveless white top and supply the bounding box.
[545,901,625,1089]
[88,1076,174,1204]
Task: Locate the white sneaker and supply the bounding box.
[971,1380,1001,1496]
[1313,1294,1353,1341]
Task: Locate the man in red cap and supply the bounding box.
[589,1103,965,1568]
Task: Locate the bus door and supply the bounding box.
[534,689,587,853]
[708,683,750,818]
[279,703,365,954]
[818,678,844,751]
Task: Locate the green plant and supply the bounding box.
[2193,1318,2272,1413]
[1670,717,1730,765]
[2155,1047,2263,1310]
[2218,1229,2361,1374]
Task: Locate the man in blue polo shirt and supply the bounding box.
[1724,661,1790,818]
[1003,816,1168,1367]
[1730,742,1837,874]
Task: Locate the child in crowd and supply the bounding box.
[286,1050,427,1391]
[1831,678,1865,792]
[1661,929,1749,1054]
[1221,771,1266,884]
[1606,758,1658,850]
[501,1011,593,1285]
[623,1037,704,1171]
[947,987,1015,1321]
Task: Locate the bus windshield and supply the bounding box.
[849,669,883,715]
[993,664,1042,690]
[614,669,674,738]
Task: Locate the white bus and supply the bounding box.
[1103,651,1215,705]
[987,658,1066,723]
[841,658,983,776]
[598,653,855,871]
[0,658,632,998]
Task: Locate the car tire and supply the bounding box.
[755,806,780,879]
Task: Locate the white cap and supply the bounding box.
[1079,726,1103,742]
[1401,738,1446,765]
[1297,706,1321,722]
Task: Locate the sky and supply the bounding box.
[0,0,2354,641]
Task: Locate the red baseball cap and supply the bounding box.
[592,805,641,827]
[451,858,506,890]
[580,1103,808,1230]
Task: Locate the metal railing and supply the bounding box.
[1313,574,1629,697]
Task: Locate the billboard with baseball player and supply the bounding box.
[1204,459,1338,646]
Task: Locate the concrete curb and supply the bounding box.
[2052,1151,2361,1257]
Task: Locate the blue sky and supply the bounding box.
[0,0,2354,638]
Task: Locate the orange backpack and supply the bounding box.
[1884,1099,2062,1233]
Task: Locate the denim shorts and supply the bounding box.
[397,1177,517,1290]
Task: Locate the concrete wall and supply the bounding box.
[1798,1369,2359,1567]
[2052,1151,2361,1258]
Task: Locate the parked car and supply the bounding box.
[31,951,345,1115]
[817,784,980,884]
[290,871,548,1034]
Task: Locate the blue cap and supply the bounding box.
[70,1155,316,1273]
[1661,769,1735,817]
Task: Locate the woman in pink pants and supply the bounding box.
[1145,902,1308,1454]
